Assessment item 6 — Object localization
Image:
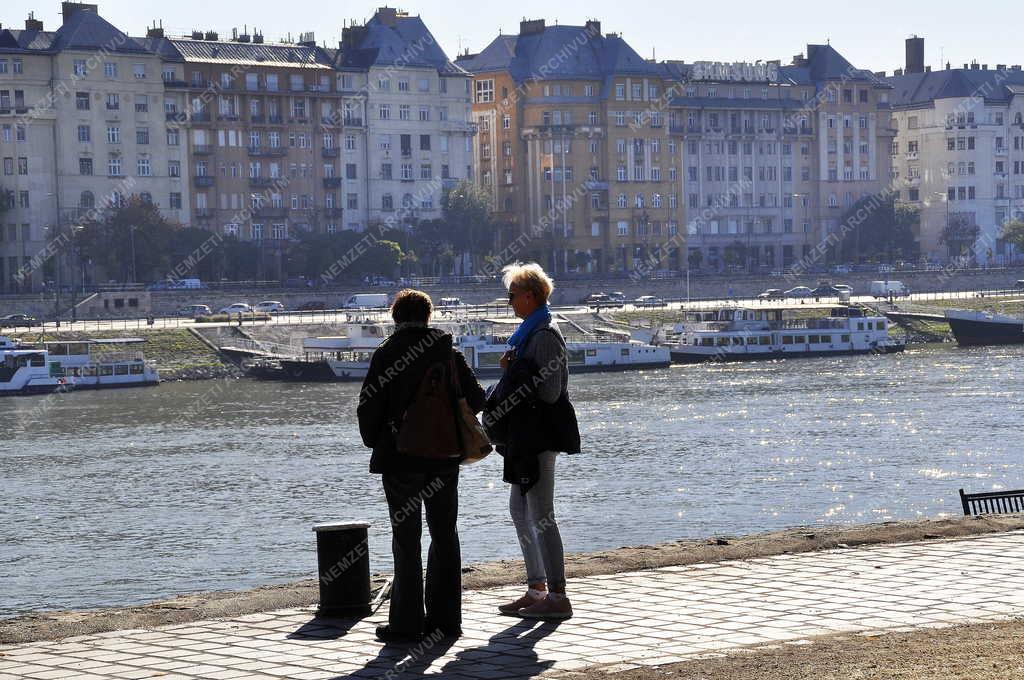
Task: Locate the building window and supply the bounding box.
[76,92,90,110]
[475,79,494,103]
[79,158,93,175]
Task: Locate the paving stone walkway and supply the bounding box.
[4,530,1024,679]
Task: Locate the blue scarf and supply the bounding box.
[507,304,551,350]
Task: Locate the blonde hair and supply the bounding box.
[501,262,555,303]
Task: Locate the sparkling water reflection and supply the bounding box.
[2,343,1022,617]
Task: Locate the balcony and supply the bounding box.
[193,176,214,187]
[265,146,287,157]
[668,124,686,135]
[249,177,273,188]
[254,206,287,218]
[324,207,344,218]
[584,180,609,191]
[193,145,212,155]
[322,147,340,158]
[247,146,266,156]
[289,117,310,125]
[165,111,187,123]
[268,115,284,124]
[321,116,341,127]
[996,147,1008,156]
[343,117,364,127]
[190,112,211,123]
[442,178,459,190]
[194,208,213,218]
[163,79,189,88]
[250,115,266,124]
[323,177,342,189]
[217,114,240,122]
[905,151,919,160]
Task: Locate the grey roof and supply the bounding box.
[49,7,149,54]
[0,29,56,52]
[167,38,334,68]
[886,68,1024,107]
[338,12,467,76]
[457,25,659,82]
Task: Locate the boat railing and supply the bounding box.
[86,350,146,363]
[779,319,848,330]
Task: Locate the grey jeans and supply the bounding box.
[508,451,566,590]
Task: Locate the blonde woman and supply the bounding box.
[491,262,580,620]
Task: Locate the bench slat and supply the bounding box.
[959,488,1024,517]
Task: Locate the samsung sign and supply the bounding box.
[691,61,779,83]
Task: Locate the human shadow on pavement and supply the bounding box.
[287,615,362,640]
[437,618,562,679]
[335,629,458,678]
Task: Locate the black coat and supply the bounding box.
[357,325,486,474]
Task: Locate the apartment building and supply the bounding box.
[887,37,1024,263]
[337,7,474,231]
[668,45,895,271]
[0,2,189,292]
[459,19,680,274]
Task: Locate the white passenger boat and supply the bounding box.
[41,338,160,389]
[0,336,73,396]
[246,320,670,381]
[666,304,905,363]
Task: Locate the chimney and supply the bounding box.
[146,24,164,39]
[997,64,1007,71]
[905,35,924,74]
[1013,65,1022,72]
[25,12,44,31]
[190,30,203,40]
[792,53,807,67]
[925,66,931,73]
[298,31,316,47]
[341,24,368,51]
[584,19,601,37]
[252,31,264,44]
[971,61,980,70]
[520,18,546,35]
[982,64,988,70]
[204,30,219,41]
[894,68,904,77]
[964,63,969,70]
[376,7,398,27]
[946,62,951,70]
[61,3,98,26]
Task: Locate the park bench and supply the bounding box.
[959,488,1024,516]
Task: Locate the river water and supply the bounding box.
[3,343,1023,618]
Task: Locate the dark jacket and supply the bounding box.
[489,325,580,491]
[357,325,486,474]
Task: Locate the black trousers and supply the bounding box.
[381,467,461,633]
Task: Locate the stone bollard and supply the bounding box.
[312,521,372,617]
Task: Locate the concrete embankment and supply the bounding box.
[3,514,1022,645]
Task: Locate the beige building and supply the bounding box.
[459,19,680,274]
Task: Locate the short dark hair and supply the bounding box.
[391,289,433,323]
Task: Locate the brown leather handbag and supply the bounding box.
[450,357,492,464]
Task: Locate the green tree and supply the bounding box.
[1000,219,1024,251]
[838,194,919,263]
[940,212,980,260]
[440,181,496,272]
[77,196,177,283]
[687,248,703,270]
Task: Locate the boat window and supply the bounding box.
[759,336,771,345]
[47,343,68,356]
[879,322,886,330]
[29,354,45,367]
[69,343,90,355]
[100,365,114,376]
[49,364,65,377]
[130,364,144,375]
[586,349,597,357]
[821,335,831,344]
[795,335,806,344]
[83,366,97,377]
[478,352,504,367]
[808,335,820,343]
[716,337,730,346]
[841,334,851,342]
[745,337,757,345]
[567,350,586,365]
[732,337,743,345]
[857,322,864,331]
[619,348,630,357]
[700,338,714,347]
[115,365,130,375]
[782,335,793,344]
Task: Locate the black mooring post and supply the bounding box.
[312,522,372,617]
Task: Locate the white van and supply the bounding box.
[870,280,908,298]
[342,293,390,309]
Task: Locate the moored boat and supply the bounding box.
[944,309,1024,347]
[0,337,73,396]
[666,304,904,363]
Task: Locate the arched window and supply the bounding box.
[111,191,125,208]
[80,191,95,209]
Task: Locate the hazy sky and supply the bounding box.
[5,0,1024,74]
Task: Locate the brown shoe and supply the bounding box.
[517,594,573,620]
[497,591,544,616]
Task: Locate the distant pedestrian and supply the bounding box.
[357,289,485,643]
[487,263,580,621]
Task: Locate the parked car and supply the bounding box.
[438,297,462,307]
[296,300,327,311]
[219,303,252,314]
[607,291,627,303]
[784,286,815,298]
[0,313,39,328]
[634,295,666,307]
[1015,280,1024,290]
[811,284,842,297]
[757,288,784,300]
[580,293,609,305]
[174,304,212,317]
[254,301,285,313]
